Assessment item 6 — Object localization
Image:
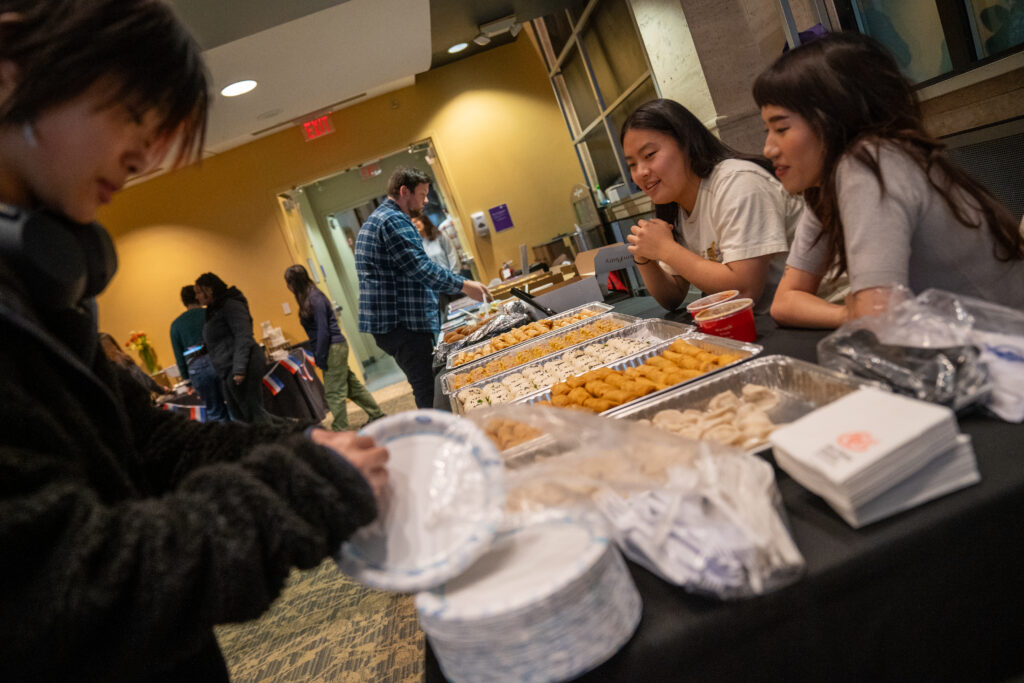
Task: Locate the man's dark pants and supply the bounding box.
[373,326,436,409]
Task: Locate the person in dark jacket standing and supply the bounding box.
[169,283,228,421]
[194,272,278,424]
[285,264,384,430]
[0,1,388,680]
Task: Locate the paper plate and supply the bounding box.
[336,410,504,592]
[416,514,608,620]
[416,513,642,683]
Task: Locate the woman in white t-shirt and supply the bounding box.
[412,212,459,332]
[621,98,804,312]
[755,32,1024,328]
[412,213,460,272]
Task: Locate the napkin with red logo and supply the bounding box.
[769,388,980,528]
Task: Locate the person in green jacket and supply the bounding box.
[170,284,228,420]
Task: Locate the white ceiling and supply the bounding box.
[170,0,431,154]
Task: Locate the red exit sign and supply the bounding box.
[301,114,334,141]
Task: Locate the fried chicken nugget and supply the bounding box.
[669,340,700,355]
[568,387,591,405]
[604,389,631,405]
[584,380,614,397]
[583,397,615,413]
[661,349,685,364]
[551,382,571,396]
[567,375,588,389]
[647,356,674,370]
[604,373,628,388]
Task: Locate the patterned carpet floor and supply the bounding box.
[217,380,425,682]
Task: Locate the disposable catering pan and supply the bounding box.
[446,319,693,415]
[513,332,763,415]
[441,311,640,394]
[605,355,889,435]
[445,301,614,369]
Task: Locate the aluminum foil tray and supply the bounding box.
[445,301,614,369]
[442,312,636,387]
[445,319,693,415]
[605,354,888,427]
[513,332,762,414]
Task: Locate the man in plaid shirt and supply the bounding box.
[355,168,490,408]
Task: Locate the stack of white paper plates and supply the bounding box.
[417,514,641,683]
[336,410,505,592]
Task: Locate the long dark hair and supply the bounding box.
[412,212,439,241]
[283,265,315,320]
[620,98,772,225]
[0,0,209,167]
[195,272,228,300]
[753,31,1023,277]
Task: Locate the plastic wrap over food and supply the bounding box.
[817,286,990,412]
[464,404,805,600]
[434,301,534,367]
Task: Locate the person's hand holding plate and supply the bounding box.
[311,429,390,504]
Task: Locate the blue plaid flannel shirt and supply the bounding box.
[356,198,465,334]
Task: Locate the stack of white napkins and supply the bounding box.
[769,388,980,528]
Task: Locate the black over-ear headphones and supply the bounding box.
[0,203,117,310]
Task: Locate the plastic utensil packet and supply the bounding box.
[817,286,991,412]
[463,404,805,599]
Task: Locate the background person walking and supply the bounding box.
[285,265,384,429]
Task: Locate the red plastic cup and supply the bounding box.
[694,298,756,342]
[686,289,740,317]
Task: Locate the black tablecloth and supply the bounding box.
[426,296,1024,682]
[261,352,328,422]
[162,351,327,422]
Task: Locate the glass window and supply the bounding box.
[582,0,648,105]
[541,11,574,59]
[568,0,590,24]
[851,0,952,83]
[608,78,658,192]
[964,0,1024,58]
[562,45,601,131]
[580,123,622,190]
[608,78,658,146]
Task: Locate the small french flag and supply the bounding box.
[302,348,316,367]
[189,405,207,422]
[263,373,285,395]
[279,356,301,374]
[162,403,173,412]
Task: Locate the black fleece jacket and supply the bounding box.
[202,286,259,379]
[0,269,377,681]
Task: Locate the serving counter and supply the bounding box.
[425,297,1024,682]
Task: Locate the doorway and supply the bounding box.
[290,140,468,389]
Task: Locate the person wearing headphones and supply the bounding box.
[0,1,387,680]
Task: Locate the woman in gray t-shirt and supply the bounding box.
[752,32,1024,329]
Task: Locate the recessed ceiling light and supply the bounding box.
[220,80,257,97]
[448,42,469,54]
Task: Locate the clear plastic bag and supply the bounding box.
[464,404,806,600]
[817,286,991,412]
[916,289,1024,422]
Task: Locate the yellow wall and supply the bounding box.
[96,37,585,365]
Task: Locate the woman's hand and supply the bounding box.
[232,374,245,385]
[310,429,390,504]
[627,218,675,261]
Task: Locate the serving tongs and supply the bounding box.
[510,286,556,317]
